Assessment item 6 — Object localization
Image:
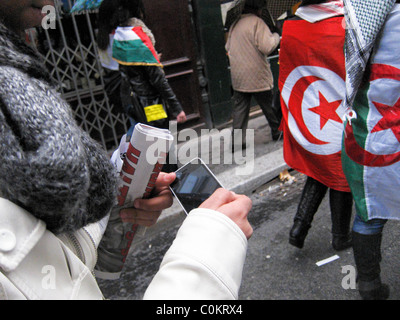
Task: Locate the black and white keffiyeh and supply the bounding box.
[343,0,396,119]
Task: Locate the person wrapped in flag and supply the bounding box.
[101,0,186,172]
[341,0,399,300]
[278,0,353,250]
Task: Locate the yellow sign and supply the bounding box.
[144,104,167,122]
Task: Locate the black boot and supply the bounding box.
[352,231,390,300]
[289,177,327,248]
[330,189,353,251]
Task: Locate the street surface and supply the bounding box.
[98,170,400,300]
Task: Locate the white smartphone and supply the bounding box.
[169,158,224,215]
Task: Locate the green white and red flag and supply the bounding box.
[112,26,162,67]
[342,5,400,221]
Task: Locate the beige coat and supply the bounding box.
[226,14,280,92]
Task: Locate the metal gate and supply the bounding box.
[28,0,128,151]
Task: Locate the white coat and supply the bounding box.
[0,198,247,300]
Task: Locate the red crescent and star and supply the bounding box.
[309,92,343,130]
[288,75,341,145]
[345,63,400,167]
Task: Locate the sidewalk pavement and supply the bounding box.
[143,111,288,238]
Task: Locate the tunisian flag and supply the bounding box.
[279,16,350,192]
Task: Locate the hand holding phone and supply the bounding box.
[199,188,253,239]
[170,158,253,239]
[170,158,223,215]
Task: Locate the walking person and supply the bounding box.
[226,0,281,151]
[341,0,400,300]
[107,0,186,172]
[278,0,353,250]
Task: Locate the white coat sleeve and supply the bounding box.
[143,208,248,300]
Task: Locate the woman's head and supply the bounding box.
[99,0,145,26]
[97,0,146,50]
[0,0,54,34]
[243,0,266,15]
[116,0,146,23]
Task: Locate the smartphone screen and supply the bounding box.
[170,158,223,214]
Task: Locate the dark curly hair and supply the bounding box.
[97,0,146,50]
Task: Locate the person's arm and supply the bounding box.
[143,189,252,300]
[255,19,280,56]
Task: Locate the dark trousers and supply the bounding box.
[232,90,281,143]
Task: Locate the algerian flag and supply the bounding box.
[112,26,162,67]
[342,4,400,221]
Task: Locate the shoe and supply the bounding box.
[359,280,390,300]
[352,231,390,300]
[288,177,327,249]
[289,220,310,249]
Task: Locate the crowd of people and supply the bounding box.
[0,0,399,301]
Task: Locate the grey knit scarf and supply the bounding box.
[0,22,118,234]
